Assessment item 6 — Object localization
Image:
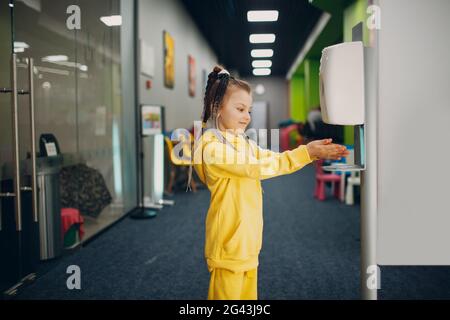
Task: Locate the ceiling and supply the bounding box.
[181,0,354,77]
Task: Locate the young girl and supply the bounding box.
[190,66,349,300]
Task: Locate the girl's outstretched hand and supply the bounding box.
[306,138,350,161]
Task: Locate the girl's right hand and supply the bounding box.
[306,139,350,160]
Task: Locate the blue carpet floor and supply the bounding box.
[15,165,450,299]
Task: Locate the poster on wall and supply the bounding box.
[188,55,196,97]
[141,105,162,136]
[140,39,155,77]
[163,30,175,89]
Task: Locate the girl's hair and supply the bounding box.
[201,65,252,127]
[186,66,251,192]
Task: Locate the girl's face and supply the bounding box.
[217,88,253,134]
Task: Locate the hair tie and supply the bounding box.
[218,69,230,76]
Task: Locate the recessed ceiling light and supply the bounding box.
[249,34,276,44]
[247,10,279,22]
[255,84,265,95]
[42,55,69,62]
[251,49,273,58]
[100,15,122,27]
[253,68,271,76]
[14,42,30,49]
[252,60,272,68]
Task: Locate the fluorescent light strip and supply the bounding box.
[41,56,88,72]
[42,55,69,62]
[252,60,272,68]
[14,42,30,49]
[249,34,276,44]
[100,15,122,27]
[251,49,273,58]
[253,68,271,76]
[247,10,279,22]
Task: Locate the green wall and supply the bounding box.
[344,0,369,45]
[289,59,320,123]
[304,59,320,112]
[290,75,306,122]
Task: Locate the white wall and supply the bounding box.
[377,0,450,265]
[138,0,217,131]
[243,77,290,129]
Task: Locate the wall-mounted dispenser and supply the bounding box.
[319,41,366,171]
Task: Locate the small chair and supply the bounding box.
[345,171,361,205]
[280,124,300,151]
[61,208,84,248]
[314,159,341,201]
[164,135,197,193]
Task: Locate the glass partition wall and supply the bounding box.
[14,0,135,240]
[8,0,136,244]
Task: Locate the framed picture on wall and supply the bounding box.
[188,55,196,97]
[163,31,175,89]
[140,39,155,77]
[141,105,163,136]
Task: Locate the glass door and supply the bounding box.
[1,0,135,296]
[0,0,19,294]
[12,0,130,244]
[0,0,40,295]
[1,0,80,296]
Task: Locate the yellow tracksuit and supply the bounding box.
[193,129,314,300]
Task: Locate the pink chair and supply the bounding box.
[314,159,341,201]
[280,124,301,151]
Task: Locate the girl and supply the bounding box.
[189,66,349,300]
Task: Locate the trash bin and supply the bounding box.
[36,156,63,260]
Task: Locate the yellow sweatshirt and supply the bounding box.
[193,129,314,273]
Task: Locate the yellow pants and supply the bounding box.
[207,268,258,300]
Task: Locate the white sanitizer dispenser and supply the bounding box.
[319,41,365,125]
[319,41,366,171]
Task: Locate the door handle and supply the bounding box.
[27,58,38,223]
[1,56,38,231]
[11,54,22,231]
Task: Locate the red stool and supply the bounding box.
[61,208,85,241]
[314,159,341,201]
